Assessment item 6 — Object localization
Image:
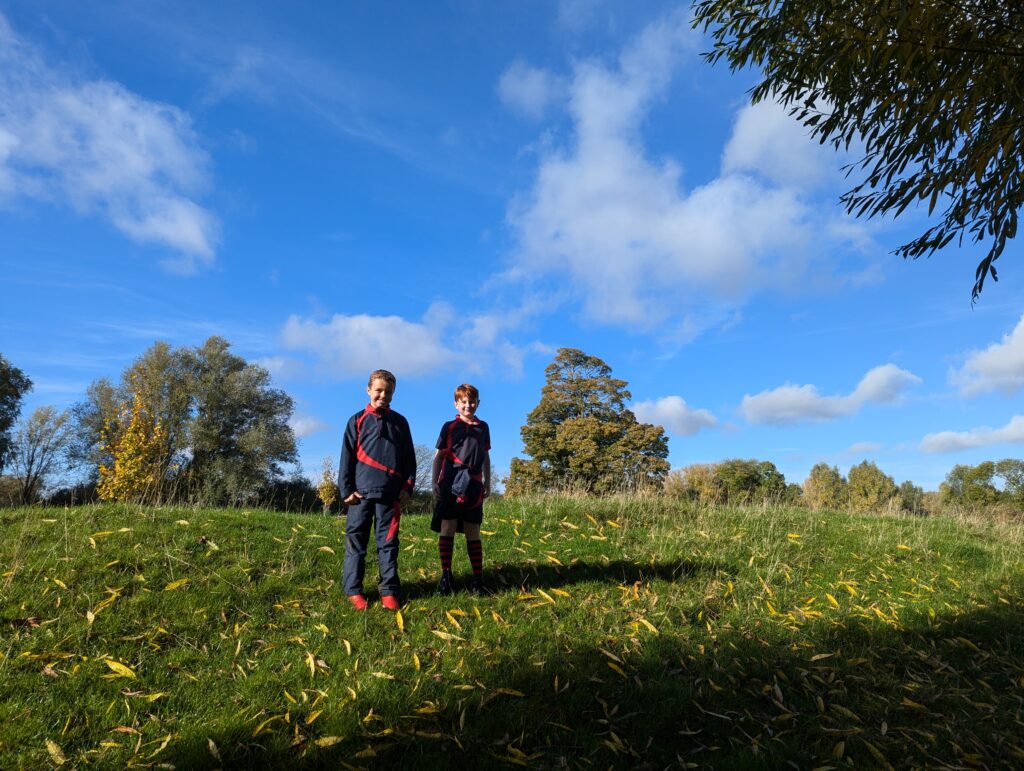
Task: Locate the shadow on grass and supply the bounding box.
[392,558,730,602]
[163,599,1024,769]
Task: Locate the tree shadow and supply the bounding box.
[164,601,1024,768]
[377,557,730,602]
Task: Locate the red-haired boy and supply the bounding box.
[338,369,416,611]
[431,383,491,595]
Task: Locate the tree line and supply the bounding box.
[502,348,1023,519]
[664,458,1024,518]
[3,344,1022,518]
[0,340,306,507]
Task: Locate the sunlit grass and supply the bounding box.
[1,498,1022,768]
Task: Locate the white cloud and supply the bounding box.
[722,100,836,189]
[850,364,922,403]
[289,413,330,439]
[920,415,1024,454]
[506,10,866,329]
[742,384,847,424]
[557,0,608,31]
[498,61,564,120]
[846,441,882,455]
[951,314,1024,396]
[633,395,717,435]
[280,301,540,379]
[742,364,921,425]
[0,14,218,268]
[281,310,458,378]
[255,356,306,380]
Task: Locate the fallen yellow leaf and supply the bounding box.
[104,660,137,679]
[432,630,464,642]
[45,739,66,765]
[252,715,284,737]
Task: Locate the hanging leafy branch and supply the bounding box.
[692,0,1024,299]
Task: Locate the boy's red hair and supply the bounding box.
[454,383,479,401]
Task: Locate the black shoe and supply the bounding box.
[437,570,454,596]
[469,576,487,596]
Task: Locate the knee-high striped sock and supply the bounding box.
[466,539,483,576]
[439,535,454,571]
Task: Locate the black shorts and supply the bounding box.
[430,492,484,533]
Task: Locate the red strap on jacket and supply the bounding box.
[356,407,403,478]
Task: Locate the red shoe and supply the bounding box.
[380,595,401,611]
[347,594,368,611]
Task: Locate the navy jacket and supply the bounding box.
[338,405,416,501]
[435,416,490,507]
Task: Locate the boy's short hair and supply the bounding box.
[454,383,479,401]
[368,369,397,388]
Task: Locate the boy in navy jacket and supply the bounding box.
[431,383,491,595]
[338,369,416,610]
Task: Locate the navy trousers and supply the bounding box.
[343,497,401,597]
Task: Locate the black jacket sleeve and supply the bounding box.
[400,414,416,493]
[338,414,358,500]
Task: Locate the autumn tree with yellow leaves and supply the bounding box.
[97,390,167,503]
[75,337,297,505]
[316,457,339,512]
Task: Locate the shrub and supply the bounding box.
[716,459,786,504]
[664,464,724,504]
[316,457,339,512]
[940,462,1000,510]
[897,480,926,515]
[847,460,897,513]
[783,483,805,505]
[803,463,847,510]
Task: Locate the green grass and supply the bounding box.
[1,497,1023,769]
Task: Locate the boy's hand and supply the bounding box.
[432,482,440,499]
[343,492,362,505]
[483,487,491,498]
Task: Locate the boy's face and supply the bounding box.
[367,378,395,410]
[455,395,479,421]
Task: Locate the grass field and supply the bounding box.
[1,497,1023,769]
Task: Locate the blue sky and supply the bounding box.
[2,0,1023,492]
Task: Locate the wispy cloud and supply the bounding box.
[194,39,483,185]
[504,10,868,330]
[950,314,1024,396]
[255,356,307,381]
[557,0,611,32]
[633,395,717,436]
[742,364,921,425]
[498,61,565,120]
[920,415,1024,454]
[845,441,883,456]
[0,13,219,270]
[289,413,330,439]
